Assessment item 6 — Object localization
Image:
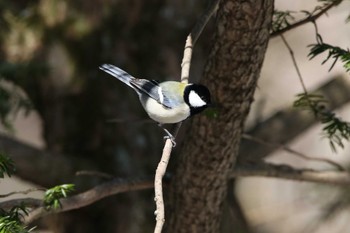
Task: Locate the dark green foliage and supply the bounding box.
[304,19,350,152]
[43,184,75,210]
[271,0,341,34]
[204,107,218,119]
[0,152,15,178]
[0,62,47,128]
[0,216,31,233]
[290,0,350,152]
[271,10,295,32]
[0,204,35,233]
[294,93,328,112]
[0,155,33,232]
[0,84,32,131]
[270,9,298,34]
[294,93,350,151]
[308,43,350,73]
[347,14,350,23]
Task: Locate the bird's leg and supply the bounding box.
[158,123,176,147]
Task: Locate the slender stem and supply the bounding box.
[280,34,308,94]
[242,134,345,171]
[153,1,220,232]
[24,177,154,224]
[232,163,350,185]
[0,188,46,198]
[271,1,341,38]
[181,0,219,83]
[154,140,173,233]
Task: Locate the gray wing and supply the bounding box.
[99,64,135,89]
[157,81,185,107]
[100,64,175,109]
[130,79,173,109]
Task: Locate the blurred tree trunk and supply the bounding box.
[168,0,273,232]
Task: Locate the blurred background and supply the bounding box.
[1,0,350,232]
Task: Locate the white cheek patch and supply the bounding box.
[188,90,207,107]
[158,86,164,104]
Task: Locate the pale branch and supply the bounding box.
[154,140,173,233]
[153,1,219,232]
[242,134,345,171]
[280,34,308,94]
[180,35,193,84]
[232,162,350,185]
[154,121,183,233]
[0,198,42,210]
[181,0,219,83]
[270,0,341,38]
[24,177,153,224]
[0,188,46,198]
[3,164,346,225]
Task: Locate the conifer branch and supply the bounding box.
[271,0,342,37]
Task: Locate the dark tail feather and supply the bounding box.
[99,64,135,88]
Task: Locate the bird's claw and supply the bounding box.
[164,135,176,147]
[158,123,176,147]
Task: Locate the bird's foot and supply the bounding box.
[163,135,176,147]
[158,123,176,147]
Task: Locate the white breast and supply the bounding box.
[141,98,190,124]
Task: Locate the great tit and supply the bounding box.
[99,64,211,143]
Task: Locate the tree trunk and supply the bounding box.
[168,0,274,232]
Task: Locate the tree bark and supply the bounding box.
[168,1,274,232]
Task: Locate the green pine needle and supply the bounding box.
[0,204,35,233]
[0,153,16,178]
[308,43,350,73]
[271,10,295,33]
[294,93,350,152]
[44,184,75,210]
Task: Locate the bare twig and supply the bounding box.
[280,34,308,94]
[153,1,220,232]
[154,140,173,233]
[0,198,42,210]
[10,164,348,224]
[75,170,114,180]
[271,1,341,38]
[239,76,350,163]
[242,134,345,171]
[24,177,153,224]
[0,188,46,198]
[180,0,219,83]
[232,162,350,185]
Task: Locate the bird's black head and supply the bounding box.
[184,84,211,116]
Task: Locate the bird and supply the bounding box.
[99,64,211,146]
